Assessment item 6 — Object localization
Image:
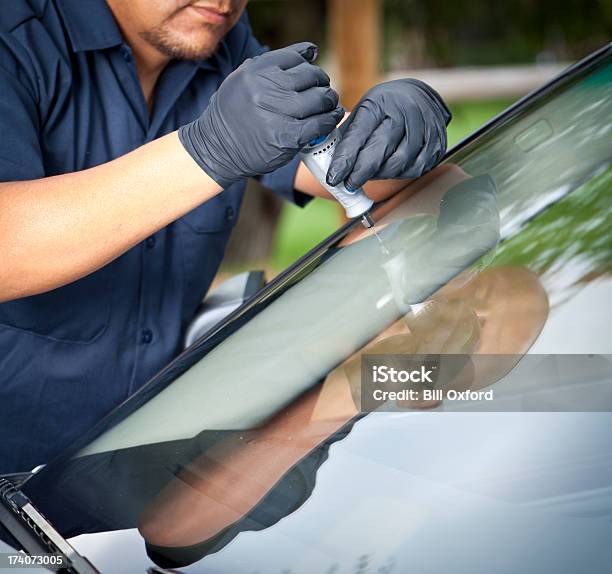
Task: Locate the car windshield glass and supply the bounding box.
[21,47,612,573]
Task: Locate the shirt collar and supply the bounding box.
[205,38,232,76]
[56,0,123,52]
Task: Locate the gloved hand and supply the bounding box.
[326,79,451,190]
[179,42,344,188]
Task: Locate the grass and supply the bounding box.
[267,98,514,271]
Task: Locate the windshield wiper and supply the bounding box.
[0,477,100,574]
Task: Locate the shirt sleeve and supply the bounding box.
[231,12,312,207]
[0,34,44,182]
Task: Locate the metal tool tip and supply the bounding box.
[361,212,375,229]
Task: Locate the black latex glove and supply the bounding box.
[326,79,451,190]
[179,42,344,188]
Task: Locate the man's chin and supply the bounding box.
[170,39,221,61]
[141,27,222,61]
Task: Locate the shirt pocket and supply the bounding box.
[0,264,113,344]
[179,184,243,234]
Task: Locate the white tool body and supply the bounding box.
[300,129,374,226]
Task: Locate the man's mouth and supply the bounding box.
[188,3,231,25]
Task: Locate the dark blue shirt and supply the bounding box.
[0,0,306,473]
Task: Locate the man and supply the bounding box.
[0,0,451,474]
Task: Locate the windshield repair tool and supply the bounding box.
[300,128,375,229]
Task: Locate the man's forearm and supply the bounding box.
[138,384,352,547]
[0,132,221,302]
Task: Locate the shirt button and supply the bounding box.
[140,329,153,344]
[225,206,235,222]
[120,45,132,63]
[146,235,156,248]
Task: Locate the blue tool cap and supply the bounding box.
[308,135,327,146]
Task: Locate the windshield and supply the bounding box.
[22,46,612,573]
